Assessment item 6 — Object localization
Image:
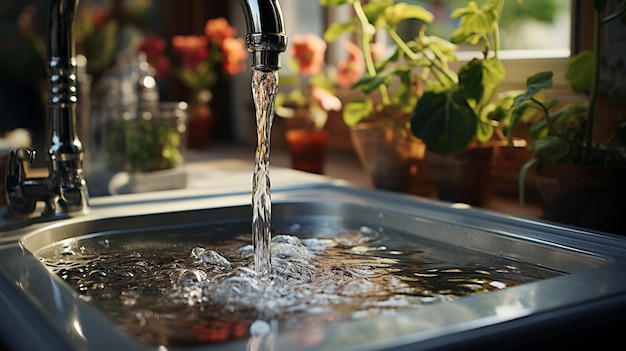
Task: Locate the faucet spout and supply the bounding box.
[239,0,287,71]
[4,0,89,219]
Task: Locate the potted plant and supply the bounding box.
[406,0,517,206]
[511,0,626,234]
[321,0,520,204]
[274,33,342,174]
[170,18,249,149]
[320,0,456,196]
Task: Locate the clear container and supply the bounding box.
[103,101,188,173]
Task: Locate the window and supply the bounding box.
[385,1,573,89]
[403,0,572,53]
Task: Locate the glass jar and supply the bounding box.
[103,101,188,173]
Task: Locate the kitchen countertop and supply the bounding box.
[20,141,543,222]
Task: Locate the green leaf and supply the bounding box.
[383,3,434,28]
[488,90,523,122]
[549,103,587,128]
[531,136,570,163]
[410,89,477,155]
[323,22,356,42]
[565,50,594,92]
[319,0,351,6]
[363,0,393,26]
[355,69,393,94]
[450,1,479,19]
[392,69,418,113]
[458,59,485,103]
[343,99,374,126]
[450,1,498,45]
[476,118,494,143]
[458,57,504,108]
[510,100,534,123]
[526,70,554,89]
[509,96,556,136]
[528,117,549,138]
[513,71,553,105]
[480,57,506,100]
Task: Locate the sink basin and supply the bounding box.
[2,183,626,350]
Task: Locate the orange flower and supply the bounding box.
[290,34,327,75]
[204,17,237,45]
[167,18,246,93]
[221,37,248,75]
[337,40,365,88]
[172,35,209,71]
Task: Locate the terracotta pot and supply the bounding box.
[278,105,329,174]
[536,162,626,234]
[492,138,540,202]
[350,122,434,197]
[425,144,495,207]
[186,102,213,149]
[284,128,327,174]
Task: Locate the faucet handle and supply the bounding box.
[5,148,38,218]
[6,148,34,187]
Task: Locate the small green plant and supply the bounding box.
[410,0,507,155]
[320,0,457,132]
[106,111,184,172]
[510,0,626,204]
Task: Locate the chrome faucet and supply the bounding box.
[4,0,286,219]
[5,0,88,219]
[240,0,288,71]
[5,0,287,218]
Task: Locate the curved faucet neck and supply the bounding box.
[239,0,288,71]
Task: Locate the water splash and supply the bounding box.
[251,69,279,278]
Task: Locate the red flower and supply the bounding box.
[221,37,247,75]
[172,35,210,71]
[137,35,170,78]
[137,35,166,58]
[91,8,109,29]
[204,17,237,45]
[337,40,365,88]
[290,34,327,75]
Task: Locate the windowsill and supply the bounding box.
[186,142,544,221]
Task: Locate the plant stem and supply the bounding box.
[388,28,457,86]
[584,1,626,161]
[493,0,503,58]
[352,0,390,106]
[531,96,563,138]
[584,6,602,163]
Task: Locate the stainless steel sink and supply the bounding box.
[2,183,626,351]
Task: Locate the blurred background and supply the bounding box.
[0,0,575,154]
